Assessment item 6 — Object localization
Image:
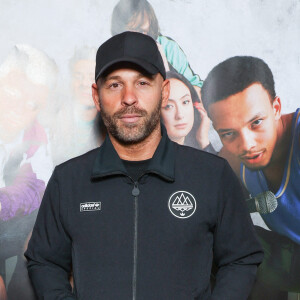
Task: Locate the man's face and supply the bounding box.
[92,64,169,144]
[209,83,281,170]
[0,71,48,141]
[71,59,95,107]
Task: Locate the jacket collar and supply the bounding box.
[91,124,175,182]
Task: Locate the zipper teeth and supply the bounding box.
[133,195,138,300]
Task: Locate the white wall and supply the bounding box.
[0,0,299,112]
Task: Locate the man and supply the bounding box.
[201,56,300,298]
[25,32,263,299]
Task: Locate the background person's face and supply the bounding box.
[93,66,168,144]
[71,59,95,107]
[161,78,194,144]
[0,71,48,142]
[127,13,150,35]
[209,83,280,170]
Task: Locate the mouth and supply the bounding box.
[119,114,142,123]
[174,123,188,129]
[241,151,265,164]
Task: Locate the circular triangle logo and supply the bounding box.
[168,191,196,219]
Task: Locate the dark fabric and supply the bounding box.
[121,159,151,182]
[25,126,263,300]
[91,125,175,181]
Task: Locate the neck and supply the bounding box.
[109,123,162,161]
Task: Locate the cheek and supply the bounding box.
[99,92,117,112]
[161,110,175,127]
[262,127,277,151]
[221,138,238,154]
[161,110,176,135]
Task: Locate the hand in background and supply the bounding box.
[194,102,211,149]
[0,276,7,300]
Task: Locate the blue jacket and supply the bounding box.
[25,127,263,300]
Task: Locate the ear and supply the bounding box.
[161,79,170,107]
[92,83,101,112]
[272,96,281,121]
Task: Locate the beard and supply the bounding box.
[99,96,162,145]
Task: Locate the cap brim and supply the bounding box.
[95,57,162,82]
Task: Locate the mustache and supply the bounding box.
[113,106,148,118]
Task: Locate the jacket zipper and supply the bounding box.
[131,181,140,300]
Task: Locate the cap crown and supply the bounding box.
[95,31,166,81]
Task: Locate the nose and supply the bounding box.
[122,85,138,106]
[239,130,256,153]
[175,106,184,120]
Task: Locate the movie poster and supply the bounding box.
[0,0,299,299]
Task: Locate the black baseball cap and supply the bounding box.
[95,31,166,82]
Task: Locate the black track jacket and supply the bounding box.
[25,127,263,300]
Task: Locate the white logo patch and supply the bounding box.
[80,202,101,212]
[168,191,196,219]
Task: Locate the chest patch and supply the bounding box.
[168,191,196,219]
[80,202,101,212]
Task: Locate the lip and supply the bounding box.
[241,151,265,164]
[174,123,188,129]
[120,114,141,123]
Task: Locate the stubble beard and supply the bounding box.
[100,96,162,145]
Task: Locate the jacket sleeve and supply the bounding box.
[24,167,76,300]
[0,163,45,221]
[211,161,264,300]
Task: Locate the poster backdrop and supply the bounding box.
[0,0,299,299]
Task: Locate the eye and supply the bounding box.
[251,119,263,128]
[137,80,150,87]
[163,103,174,110]
[108,82,122,89]
[220,131,235,140]
[182,99,191,105]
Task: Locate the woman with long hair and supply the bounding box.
[161,71,216,153]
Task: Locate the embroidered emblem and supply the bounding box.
[80,202,101,212]
[168,191,196,219]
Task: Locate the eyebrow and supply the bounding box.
[217,112,265,133]
[168,94,191,101]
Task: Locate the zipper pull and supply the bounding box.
[132,182,140,197]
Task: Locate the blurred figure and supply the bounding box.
[0,44,57,299]
[70,46,97,123]
[111,0,203,97]
[53,46,104,164]
[161,71,216,153]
